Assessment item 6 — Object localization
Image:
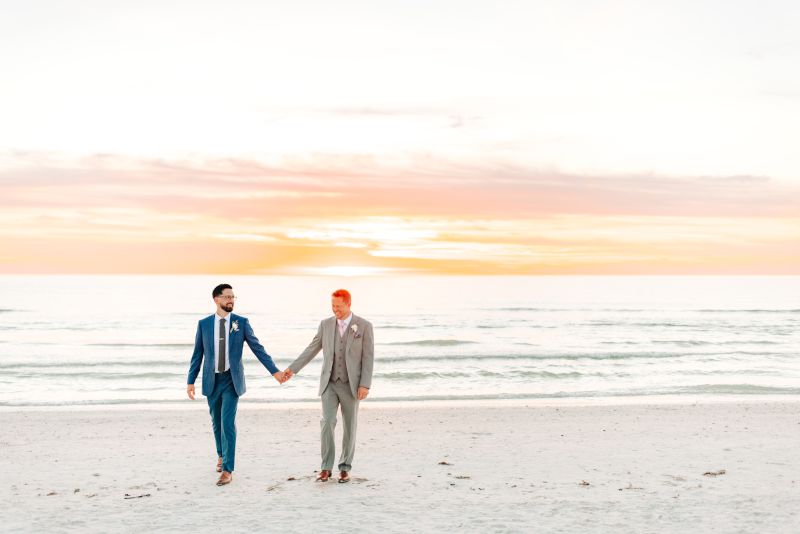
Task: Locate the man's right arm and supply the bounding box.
[287,321,324,375]
[187,321,203,399]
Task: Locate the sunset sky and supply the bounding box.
[2,1,799,274]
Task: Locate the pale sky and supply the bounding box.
[1,1,799,274]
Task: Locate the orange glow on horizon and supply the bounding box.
[1,154,799,275]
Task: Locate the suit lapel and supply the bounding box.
[228,314,237,337]
[228,314,241,358]
[344,314,358,355]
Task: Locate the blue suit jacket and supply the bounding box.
[187,313,279,397]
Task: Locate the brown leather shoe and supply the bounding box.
[316,470,332,482]
[216,457,223,473]
[216,471,232,486]
[338,471,350,483]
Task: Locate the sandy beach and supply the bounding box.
[1,400,798,533]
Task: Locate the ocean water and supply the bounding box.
[0,275,798,407]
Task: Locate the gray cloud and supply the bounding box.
[1,151,798,218]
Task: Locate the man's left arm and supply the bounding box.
[243,318,281,377]
[358,321,374,399]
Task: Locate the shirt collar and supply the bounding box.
[216,313,231,323]
[337,313,353,327]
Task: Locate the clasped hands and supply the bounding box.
[272,369,293,384]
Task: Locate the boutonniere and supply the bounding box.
[351,323,362,338]
[230,321,239,333]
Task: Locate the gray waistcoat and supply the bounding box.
[332,322,348,382]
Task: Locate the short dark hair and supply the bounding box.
[331,289,351,306]
[213,284,233,298]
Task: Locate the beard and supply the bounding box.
[222,302,234,312]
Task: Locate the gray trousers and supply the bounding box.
[320,379,360,472]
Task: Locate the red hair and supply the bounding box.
[331,289,352,306]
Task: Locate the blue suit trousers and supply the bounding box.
[207,370,239,473]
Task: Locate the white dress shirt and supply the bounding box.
[214,313,231,373]
[337,313,353,337]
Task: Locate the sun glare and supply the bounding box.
[303,265,398,277]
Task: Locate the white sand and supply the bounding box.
[1,400,799,533]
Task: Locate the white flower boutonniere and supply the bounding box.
[351,323,362,338]
[231,321,239,334]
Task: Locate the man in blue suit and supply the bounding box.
[186,283,285,486]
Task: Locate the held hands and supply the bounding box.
[281,369,294,384]
[273,369,293,384]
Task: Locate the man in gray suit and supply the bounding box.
[283,289,374,483]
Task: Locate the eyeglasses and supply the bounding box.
[216,295,237,301]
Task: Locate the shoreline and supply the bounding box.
[3,393,800,412]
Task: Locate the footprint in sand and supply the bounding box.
[267,475,371,491]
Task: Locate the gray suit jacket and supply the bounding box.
[288,314,374,398]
